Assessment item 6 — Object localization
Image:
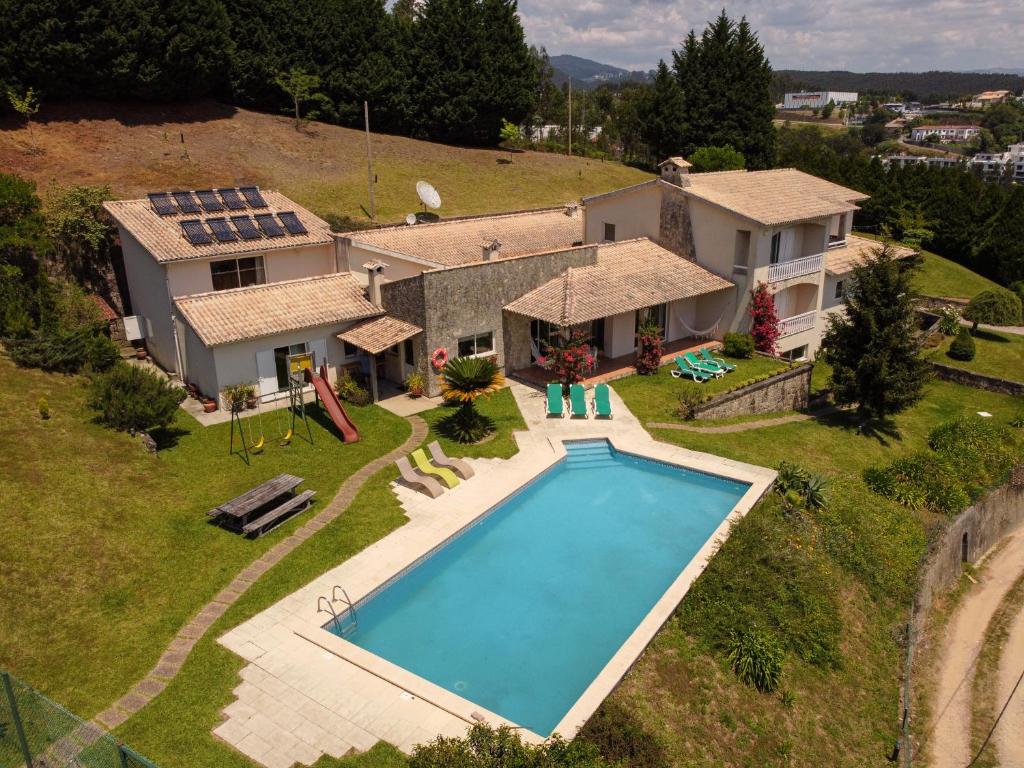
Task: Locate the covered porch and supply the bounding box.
[337,315,423,402]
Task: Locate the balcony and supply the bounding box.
[778,310,817,338]
[768,252,824,283]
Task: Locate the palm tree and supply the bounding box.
[437,356,504,443]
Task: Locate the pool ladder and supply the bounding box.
[317,586,358,637]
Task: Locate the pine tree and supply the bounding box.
[973,186,1024,285]
[641,61,686,161]
[821,243,929,419]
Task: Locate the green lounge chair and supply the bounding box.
[700,347,735,372]
[684,351,725,378]
[593,383,613,419]
[670,356,710,383]
[411,448,460,489]
[546,382,565,418]
[569,383,588,418]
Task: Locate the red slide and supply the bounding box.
[307,364,360,443]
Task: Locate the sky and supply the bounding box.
[516,0,1022,73]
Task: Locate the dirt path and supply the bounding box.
[995,601,1024,767]
[927,528,1024,768]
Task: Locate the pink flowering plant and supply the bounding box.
[749,281,780,355]
[543,329,594,388]
[634,321,664,375]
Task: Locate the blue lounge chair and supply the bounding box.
[569,384,588,418]
[546,382,564,418]
[700,347,735,372]
[670,356,710,382]
[593,383,612,418]
[683,351,725,378]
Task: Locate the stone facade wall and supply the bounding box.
[658,186,696,260]
[692,364,812,420]
[930,362,1024,396]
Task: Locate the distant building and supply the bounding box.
[971,90,1014,109]
[970,142,1024,180]
[909,125,980,143]
[783,91,858,110]
[885,117,908,134]
[880,154,963,170]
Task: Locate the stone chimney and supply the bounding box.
[659,156,692,186]
[564,201,579,217]
[362,259,387,307]
[481,239,502,261]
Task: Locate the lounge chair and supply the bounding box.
[546,382,565,418]
[593,383,612,419]
[427,440,475,480]
[670,356,710,383]
[569,383,588,418]
[411,448,460,489]
[396,457,444,498]
[700,347,735,372]
[683,351,725,377]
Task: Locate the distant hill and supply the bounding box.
[774,69,1024,102]
[549,55,651,89]
[966,68,1024,76]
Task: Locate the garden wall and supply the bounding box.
[929,362,1024,396]
[691,363,812,420]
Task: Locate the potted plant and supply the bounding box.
[242,383,258,409]
[202,397,217,413]
[135,345,148,360]
[223,385,244,413]
[404,371,425,398]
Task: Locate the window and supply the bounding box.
[342,341,359,359]
[457,331,494,358]
[603,222,616,242]
[636,304,667,340]
[733,230,751,274]
[274,342,308,390]
[211,256,266,291]
[531,319,559,350]
[782,345,808,362]
[834,280,845,299]
[769,232,781,264]
[403,338,415,364]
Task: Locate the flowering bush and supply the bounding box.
[634,321,663,375]
[542,329,594,386]
[936,305,962,336]
[749,282,780,355]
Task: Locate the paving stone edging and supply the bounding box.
[93,415,428,731]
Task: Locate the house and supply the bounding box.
[909,125,980,143]
[783,91,858,110]
[880,154,963,170]
[970,142,1024,180]
[971,90,1014,109]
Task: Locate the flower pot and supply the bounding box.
[246,397,258,409]
[408,390,422,399]
[135,348,148,360]
[202,400,217,413]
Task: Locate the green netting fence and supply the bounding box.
[0,672,157,768]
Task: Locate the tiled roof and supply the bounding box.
[659,156,692,168]
[103,190,333,263]
[175,273,380,347]
[825,235,916,275]
[504,238,733,326]
[682,168,867,227]
[341,208,583,267]
[89,294,118,321]
[338,315,422,355]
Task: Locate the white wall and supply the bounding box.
[118,229,177,371]
[342,241,434,286]
[584,185,662,244]
[687,198,752,277]
[167,260,213,297]
[265,245,335,283]
[178,318,218,398]
[605,311,636,359]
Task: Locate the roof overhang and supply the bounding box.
[338,315,423,355]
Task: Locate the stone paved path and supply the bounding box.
[648,406,840,434]
[93,415,428,731]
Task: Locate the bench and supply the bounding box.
[208,473,303,520]
[242,490,317,537]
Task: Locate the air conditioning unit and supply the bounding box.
[123,315,146,341]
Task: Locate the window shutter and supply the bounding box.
[256,349,277,399]
[309,338,329,371]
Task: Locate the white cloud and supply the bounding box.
[516,0,1020,72]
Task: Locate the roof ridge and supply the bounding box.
[340,206,571,237]
[562,266,577,327]
[175,272,349,303]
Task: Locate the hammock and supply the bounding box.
[670,303,725,339]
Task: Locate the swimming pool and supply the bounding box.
[325,440,750,736]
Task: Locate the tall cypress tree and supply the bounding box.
[642,60,686,161]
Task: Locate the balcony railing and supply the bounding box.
[767,252,824,282]
[778,310,817,338]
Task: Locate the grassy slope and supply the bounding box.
[0,101,651,225]
[0,356,411,715]
[925,328,1024,382]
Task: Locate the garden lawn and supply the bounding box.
[914,250,1002,300]
[0,355,410,716]
[418,387,526,459]
[611,353,790,423]
[925,328,1024,383]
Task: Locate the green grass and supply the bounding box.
[418,388,527,459]
[0,355,411,716]
[925,328,1024,383]
[610,354,790,423]
[914,251,1002,300]
[810,359,833,394]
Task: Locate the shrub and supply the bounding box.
[676,384,706,419]
[749,282,780,355]
[727,628,784,692]
[335,373,370,406]
[722,332,754,358]
[929,416,1017,492]
[690,145,745,173]
[634,322,663,375]
[1010,281,1024,305]
[775,461,828,510]
[37,396,49,419]
[963,288,1022,331]
[936,305,962,336]
[578,700,668,768]
[87,363,185,433]
[436,407,496,443]
[543,329,594,385]
[6,326,118,374]
[410,723,609,768]
[947,327,976,361]
[438,356,504,443]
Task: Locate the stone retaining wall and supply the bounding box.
[691,363,812,420]
[930,362,1024,396]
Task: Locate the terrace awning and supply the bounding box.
[337,315,422,355]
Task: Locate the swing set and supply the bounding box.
[229,353,314,463]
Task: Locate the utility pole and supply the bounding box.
[567,79,572,156]
[364,100,376,221]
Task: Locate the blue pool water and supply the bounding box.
[329,440,748,735]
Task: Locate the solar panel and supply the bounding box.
[218,188,248,210]
[181,220,212,245]
[231,215,262,240]
[195,189,225,212]
[277,211,308,235]
[171,191,201,214]
[207,217,238,243]
[239,186,268,208]
[148,192,177,216]
[255,213,285,238]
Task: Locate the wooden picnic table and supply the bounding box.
[208,473,315,536]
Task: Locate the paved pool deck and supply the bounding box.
[214,380,775,767]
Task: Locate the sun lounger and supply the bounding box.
[396,456,444,498]
[546,382,565,418]
[569,383,588,418]
[411,448,460,489]
[593,383,612,418]
[700,347,736,372]
[670,356,710,382]
[427,440,474,480]
[684,351,725,377]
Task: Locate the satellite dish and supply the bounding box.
[416,180,442,210]
[406,213,417,226]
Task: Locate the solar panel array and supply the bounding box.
[148,186,269,216]
[177,211,309,247]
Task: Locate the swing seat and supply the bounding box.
[280,428,293,446]
[250,435,265,454]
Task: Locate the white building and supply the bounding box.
[880,154,963,170]
[970,142,1024,180]
[783,91,858,110]
[909,125,980,143]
